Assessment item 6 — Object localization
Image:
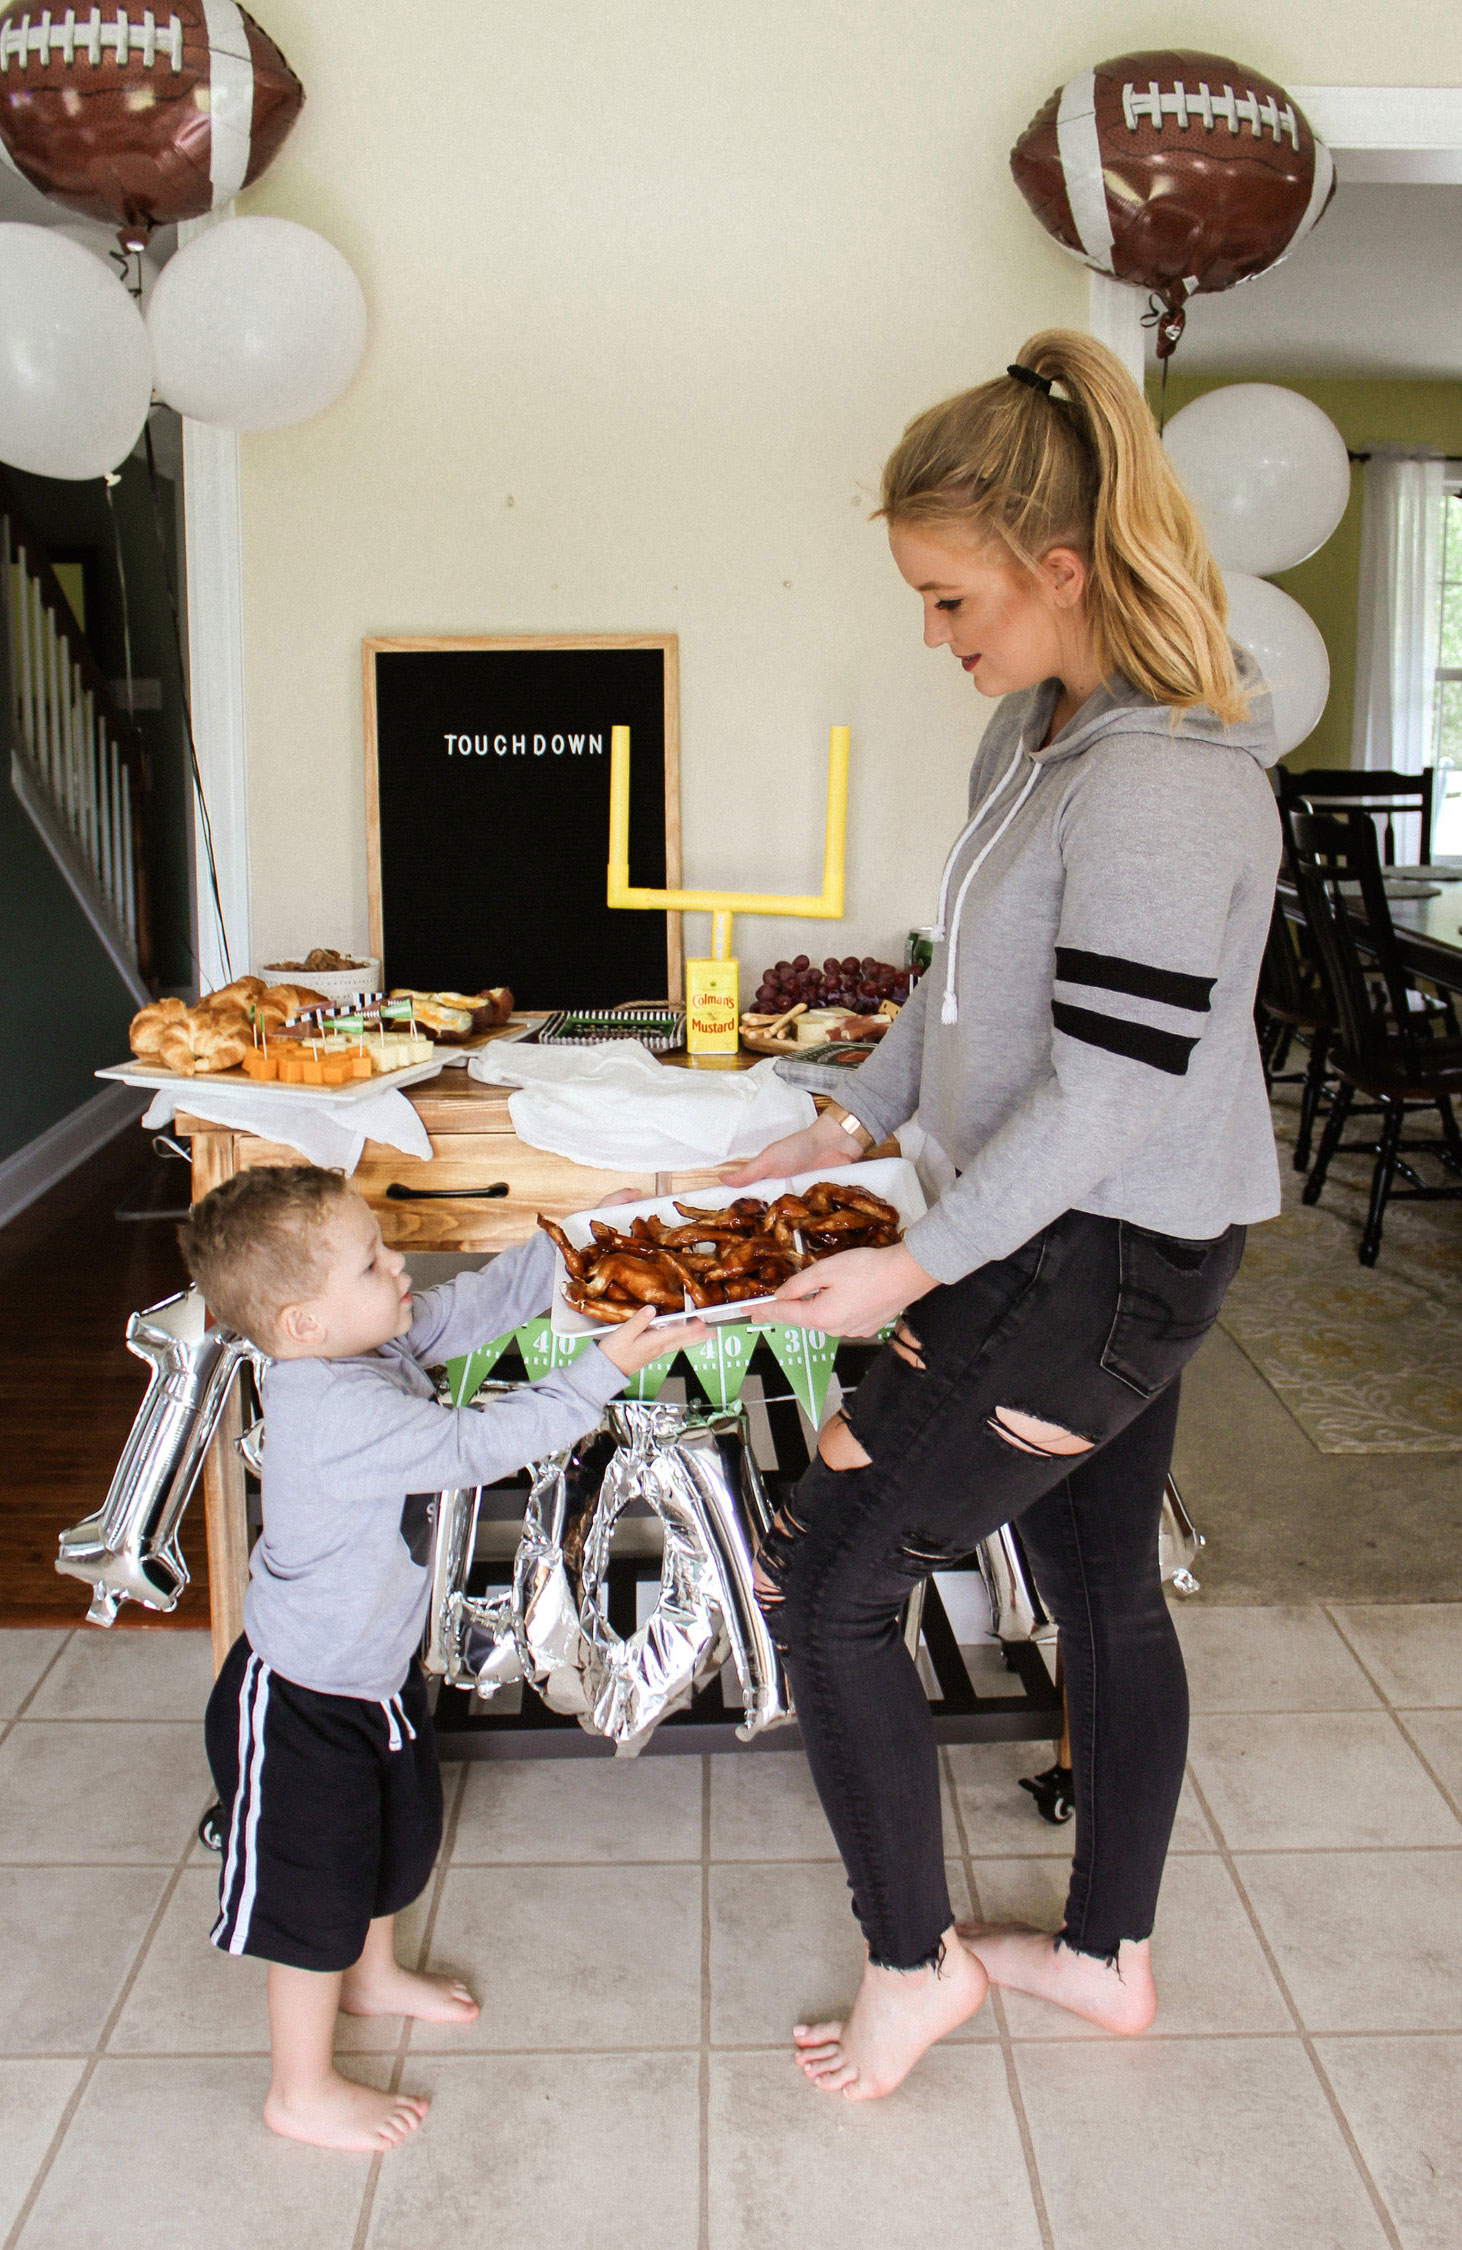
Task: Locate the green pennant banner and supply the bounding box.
[763,1323,840,1425]
[514,1317,593,1378]
[445,1332,517,1407]
[681,1322,756,1413]
[621,1352,677,1402]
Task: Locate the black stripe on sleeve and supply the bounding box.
[1055,948,1214,1014]
[1052,1001,1198,1077]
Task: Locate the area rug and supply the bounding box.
[1217,1092,1462,1452]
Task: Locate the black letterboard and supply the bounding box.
[367,641,674,1007]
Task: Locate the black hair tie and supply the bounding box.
[1007,362,1054,395]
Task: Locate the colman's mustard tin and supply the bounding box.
[685,958,740,1055]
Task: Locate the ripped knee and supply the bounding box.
[817,1413,871,1472]
[752,1557,780,1605]
[988,1405,1095,1458]
[890,1320,926,1371]
[752,1501,808,1617]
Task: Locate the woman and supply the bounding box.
[725,330,1282,2100]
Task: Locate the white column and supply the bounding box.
[182,414,251,991]
[1087,271,1146,393]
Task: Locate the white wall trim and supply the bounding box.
[1294,86,1462,179]
[0,1083,147,1230]
[178,208,252,994]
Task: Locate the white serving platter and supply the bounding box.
[96,1056,446,1105]
[548,1156,927,1336]
[438,1014,540,1061]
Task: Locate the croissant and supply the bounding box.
[129,996,189,1057]
[192,995,249,1027]
[156,1016,252,1076]
[260,983,329,1017]
[204,976,267,1008]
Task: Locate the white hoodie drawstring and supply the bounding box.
[938,752,1043,1024]
[380,1693,418,1751]
[929,742,1030,941]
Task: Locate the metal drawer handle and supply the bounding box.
[384,1181,510,1202]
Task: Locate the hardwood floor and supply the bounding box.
[0,1125,210,1628]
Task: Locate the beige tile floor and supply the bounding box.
[0,1609,1457,2250]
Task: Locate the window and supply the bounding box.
[1433,481,1462,854]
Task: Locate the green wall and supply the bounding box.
[1146,373,1462,772]
[0,759,140,1163]
[0,453,191,1168]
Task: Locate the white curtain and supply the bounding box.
[1351,449,1443,774]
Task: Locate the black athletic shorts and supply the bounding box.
[204,1634,443,1973]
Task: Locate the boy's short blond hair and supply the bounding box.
[178,1165,356,1347]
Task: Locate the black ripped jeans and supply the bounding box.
[755,1207,1244,1973]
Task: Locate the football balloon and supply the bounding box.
[1010,51,1335,356]
[0,2,303,242]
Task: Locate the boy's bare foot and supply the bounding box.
[339,1961,479,2024]
[792,1929,987,2101]
[955,1921,1156,2035]
[263,2071,429,2151]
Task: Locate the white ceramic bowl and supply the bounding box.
[257,958,381,1007]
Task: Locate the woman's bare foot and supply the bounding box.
[955,1921,1156,2035]
[339,1961,479,2024]
[263,2071,429,2152]
[792,1929,987,2101]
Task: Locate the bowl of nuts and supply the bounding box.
[256,947,381,1007]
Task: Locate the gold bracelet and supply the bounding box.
[824,1103,874,1153]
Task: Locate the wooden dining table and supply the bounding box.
[1278,868,1462,993]
[1381,882,1462,991]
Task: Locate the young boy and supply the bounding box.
[180,1164,698,2153]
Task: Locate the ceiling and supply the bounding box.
[1146,184,1462,380]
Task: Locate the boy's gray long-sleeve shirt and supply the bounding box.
[833,660,1283,1284]
[244,1230,626,1701]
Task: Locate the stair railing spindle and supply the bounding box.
[120,762,135,944]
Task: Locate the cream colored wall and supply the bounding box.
[237,0,1462,985]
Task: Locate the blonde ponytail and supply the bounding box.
[878,329,1246,726]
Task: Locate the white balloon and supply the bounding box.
[1164,384,1351,577]
[147,216,367,432]
[0,223,153,480]
[1224,573,1331,757]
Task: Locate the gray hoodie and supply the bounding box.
[831,659,1283,1284]
[244,1230,625,1701]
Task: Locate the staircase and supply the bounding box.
[3,489,153,1006]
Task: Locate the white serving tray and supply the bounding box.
[96,1056,446,1105]
[548,1156,927,1336]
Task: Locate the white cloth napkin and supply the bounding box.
[467,1040,816,1170]
[140,1082,435,1175]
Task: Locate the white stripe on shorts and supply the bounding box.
[211,1652,258,1946]
[228,1664,272,1953]
[211,1652,272,1954]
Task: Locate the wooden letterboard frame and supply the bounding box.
[363,634,682,1008]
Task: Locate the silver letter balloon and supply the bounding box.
[423,1397,792,1755]
[54,1288,259,1625]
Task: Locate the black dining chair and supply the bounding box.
[1255,901,1335,1171]
[1278,765,1434,868]
[1287,809,1462,1264]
